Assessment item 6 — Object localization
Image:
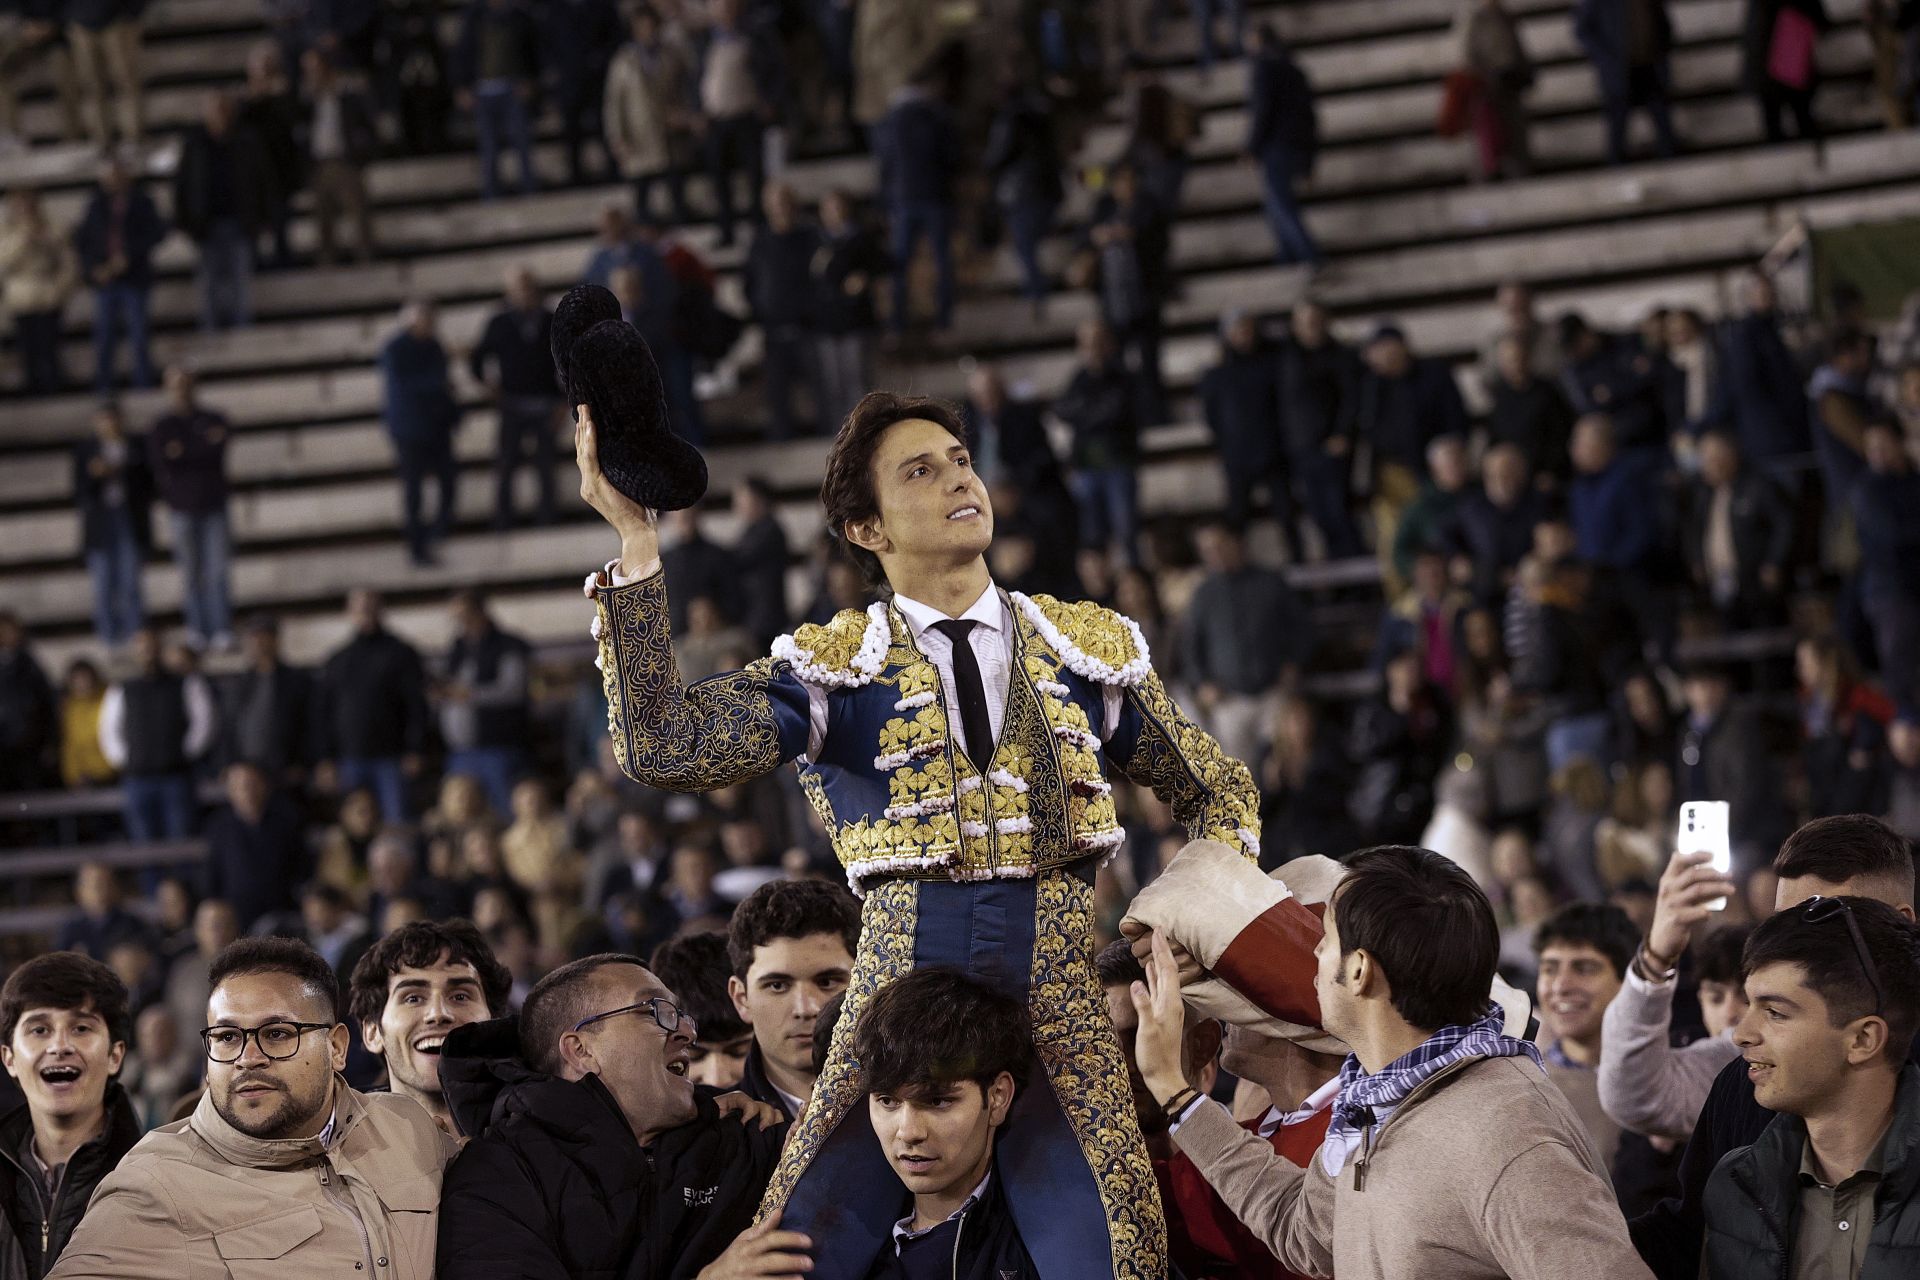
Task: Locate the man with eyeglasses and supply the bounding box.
[435,952,800,1279]
[49,937,459,1279]
[1701,895,1920,1279]
[1633,815,1920,1278]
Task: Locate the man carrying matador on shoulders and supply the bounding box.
[559,284,1259,1280]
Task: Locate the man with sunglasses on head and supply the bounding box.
[435,952,799,1280]
[1701,895,1920,1278]
[1633,815,1920,1277]
[49,938,459,1279]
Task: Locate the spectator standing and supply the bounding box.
[810,190,887,436]
[0,613,57,792]
[1560,313,1670,452]
[962,364,1060,494]
[59,660,115,789]
[172,93,271,332]
[99,627,215,843]
[439,589,533,816]
[1487,333,1576,485]
[603,5,695,226]
[469,266,559,530]
[1054,318,1144,567]
[1662,308,1721,439]
[1277,300,1365,558]
[0,3,82,151]
[376,0,452,155]
[1455,0,1535,181]
[658,505,741,633]
[875,73,961,341]
[1808,329,1880,510]
[453,0,541,200]
[1082,162,1173,424]
[1711,271,1811,472]
[202,761,309,932]
[1200,311,1288,545]
[237,44,302,271]
[742,182,823,441]
[982,75,1065,318]
[730,478,789,650]
[0,189,77,394]
[1851,422,1920,709]
[1575,0,1680,163]
[543,0,621,187]
[700,0,779,248]
[1682,430,1794,627]
[74,402,152,649]
[604,244,699,445]
[1355,324,1470,575]
[299,49,376,264]
[1390,434,1472,591]
[1569,414,1666,586]
[54,865,149,961]
[1446,443,1551,604]
[1743,0,1829,141]
[219,614,320,784]
[1533,903,1641,1177]
[379,301,462,567]
[1675,664,1785,866]
[65,0,143,150]
[1796,635,1895,820]
[1246,26,1321,267]
[147,368,233,650]
[1183,521,1313,769]
[724,880,858,1120]
[317,589,432,823]
[74,158,163,395]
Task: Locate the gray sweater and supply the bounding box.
[1596,967,1741,1140]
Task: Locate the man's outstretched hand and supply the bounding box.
[1128,931,1193,1108]
[574,405,659,577]
[697,1212,813,1278]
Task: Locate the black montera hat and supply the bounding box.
[551,284,707,512]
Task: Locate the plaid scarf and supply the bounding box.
[1322,1004,1544,1176]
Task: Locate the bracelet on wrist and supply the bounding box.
[1159,1086,1200,1121]
[1637,943,1678,981]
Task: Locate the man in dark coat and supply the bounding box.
[435,957,792,1280]
[172,92,274,331]
[1443,443,1550,605]
[202,761,310,933]
[73,402,153,649]
[1246,25,1320,266]
[1276,301,1364,558]
[729,479,789,651]
[1200,311,1288,545]
[317,589,432,822]
[468,265,559,530]
[379,301,461,566]
[1574,0,1680,162]
[742,183,823,441]
[1054,319,1144,566]
[73,157,165,394]
[875,75,961,338]
[219,613,321,783]
[1681,430,1794,627]
[1706,271,1811,472]
[451,0,541,200]
[1561,313,1671,452]
[540,0,621,186]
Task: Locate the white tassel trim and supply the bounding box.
[1009,592,1152,688]
[957,776,983,794]
[883,793,956,820]
[1072,828,1127,852]
[1053,725,1100,751]
[960,820,989,838]
[893,690,936,711]
[847,858,1042,896]
[872,741,944,772]
[1035,679,1072,698]
[772,602,891,689]
[1237,827,1263,858]
[995,816,1033,835]
[986,769,1030,793]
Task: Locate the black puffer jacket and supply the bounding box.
[436,1016,788,1280]
[0,1084,142,1279]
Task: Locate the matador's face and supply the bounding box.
[864,419,995,568]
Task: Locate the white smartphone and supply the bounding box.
[1678,801,1733,911]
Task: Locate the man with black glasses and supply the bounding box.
[1701,895,1920,1279]
[435,952,796,1278]
[50,938,459,1279]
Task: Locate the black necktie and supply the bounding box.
[931,618,994,768]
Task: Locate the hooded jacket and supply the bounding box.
[435,1016,788,1280]
[47,1079,456,1280]
[0,1085,142,1280]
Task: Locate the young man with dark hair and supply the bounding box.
[1633,814,1920,1277]
[50,937,458,1279]
[0,954,141,1279]
[651,931,754,1090]
[1534,901,1642,1171]
[855,967,1036,1280]
[434,952,796,1279]
[1703,897,1920,1277]
[348,920,513,1136]
[726,878,859,1118]
[579,375,1258,1275]
[1130,844,1653,1279]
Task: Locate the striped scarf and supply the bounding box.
[1322,1004,1544,1176]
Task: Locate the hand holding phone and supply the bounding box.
[1677,801,1733,912]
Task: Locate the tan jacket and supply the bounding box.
[1172,1054,1656,1280]
[0,219,78,316]
[48,1079,458,1280]
[603,40,691,178]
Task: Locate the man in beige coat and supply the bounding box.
[1131,844,1656,1280]
[49,937,459,1280]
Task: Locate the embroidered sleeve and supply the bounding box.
[1105,667,1262,860]
[592,567,813,792]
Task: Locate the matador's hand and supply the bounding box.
[575,405,659,576]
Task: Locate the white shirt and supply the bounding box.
[891,1169,992,1253]
[607,562,1124,764]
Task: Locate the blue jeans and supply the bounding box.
[1071,466,1140,566]
[705,112,764,245]
[447,747,526,817]
[337,756,409,822]
[474,82,536,199]
[890,200,954,333]
[1005,196,1056,305]
[123,773,196,842]
[87,506,145,646]
[92,280,154,394]
[1258,147,1320,266]
[196,218,253,331]
[394,436,457,561]
[168,508,232,642]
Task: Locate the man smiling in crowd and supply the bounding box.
[0,954,142,1279]
[50,938,458,1279]
[726,879,859,1119]
[1534,902,1641,1172]
[349,919,514,1137]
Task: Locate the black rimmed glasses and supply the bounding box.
[201,1021,335,1063]
[572,996,692,1037]
[1802,896,1886,1017]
